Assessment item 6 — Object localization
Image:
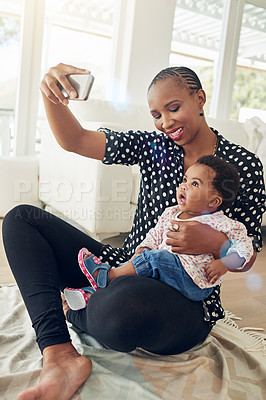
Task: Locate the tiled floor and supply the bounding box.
[0,219,265,330]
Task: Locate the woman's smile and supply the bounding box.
[167,127,184,141]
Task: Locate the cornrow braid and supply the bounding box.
[148,66,202,95]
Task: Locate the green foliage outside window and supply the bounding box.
[231,68,266,120]
[198,66,266,120]
[0,17,19,45]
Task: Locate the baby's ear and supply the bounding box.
[209,195,222,209]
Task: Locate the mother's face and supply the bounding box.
[147,79,206,146]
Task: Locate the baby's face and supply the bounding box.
[177,164,220,215]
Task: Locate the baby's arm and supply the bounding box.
[205,252,245,283]
[205,216,254,283]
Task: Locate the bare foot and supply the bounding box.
[17,342,92,400]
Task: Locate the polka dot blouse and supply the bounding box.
[100,127,266,325]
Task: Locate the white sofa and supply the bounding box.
[39,99,266,240]
[0,156,42,217]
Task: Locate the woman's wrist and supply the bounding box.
[192,223,229,258]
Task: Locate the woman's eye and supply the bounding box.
[153,114,161,120]
[170,106,180,112]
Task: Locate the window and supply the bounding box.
[42,0,115,100]
[170,0,224,116]
[0,0,22,155]
[231,2,266,121]
[170,0,266,122]
[1,0,116,156]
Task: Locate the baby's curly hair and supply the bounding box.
[196,155,240,211]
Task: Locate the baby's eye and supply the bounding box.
[192,181,199,187]
[183,177,187,183]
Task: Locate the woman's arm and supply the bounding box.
[166,220,257,272]
[40,63,106,160]
[166,220,230,259]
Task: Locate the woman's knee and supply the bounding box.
[2,205,42,239]
[4,204,36,221]
[3,204,28,233]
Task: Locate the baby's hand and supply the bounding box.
[205,259,228,284]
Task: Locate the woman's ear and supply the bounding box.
[197,89,206,107]
[208,195,223,209]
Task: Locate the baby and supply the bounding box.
[64,155,253,310]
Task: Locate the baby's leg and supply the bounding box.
[109,259,136,280]
[131,249,214,301]
[83,251,136,282]
[64,252,136,310]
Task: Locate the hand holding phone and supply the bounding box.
[57,73,94,101]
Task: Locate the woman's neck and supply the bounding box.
[183,125,217,171]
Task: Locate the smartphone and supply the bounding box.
[57,73,94,101]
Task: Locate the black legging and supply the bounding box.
[2,205,211,355]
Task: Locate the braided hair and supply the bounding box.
[148,66,202,95]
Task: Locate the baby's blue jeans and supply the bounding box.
[131,249,214,301]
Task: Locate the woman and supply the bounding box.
[3,64,265,400]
